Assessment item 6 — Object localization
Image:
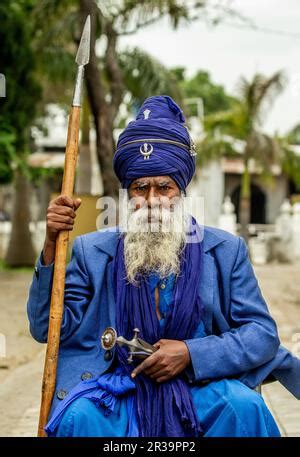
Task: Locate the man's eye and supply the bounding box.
[135,186,146,192]
[160,186,170,191]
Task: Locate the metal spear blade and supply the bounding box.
[75,15,91,66]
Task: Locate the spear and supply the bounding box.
[37,15,91,437]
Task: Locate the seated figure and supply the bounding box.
[27,95,300,437]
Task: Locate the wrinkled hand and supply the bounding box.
[46,195,82,243]
[42,195,82,265]
[131,339,191,383]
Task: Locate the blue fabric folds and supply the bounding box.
[113,95,196,191]
[112,217,204,437]
[45,366,137,437]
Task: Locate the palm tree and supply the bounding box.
[32,0,246,197]
[1,0,245,265]
[119,47,183,109]
[200,71,286,241]
[279,125,300,192]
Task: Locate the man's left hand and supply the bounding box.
[131,339,191,383]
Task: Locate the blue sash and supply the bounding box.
[113,217,204,437]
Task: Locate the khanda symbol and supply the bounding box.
[140,142,153,160]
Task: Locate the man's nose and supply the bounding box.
[147,187,160,208]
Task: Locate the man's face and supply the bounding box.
[128,175,181,223]
[124,176,186,282]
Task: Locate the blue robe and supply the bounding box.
[46,272,280,437]
[27,226,300,423]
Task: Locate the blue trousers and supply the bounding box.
[55,379,281,437]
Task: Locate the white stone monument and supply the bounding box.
[218,196,237,235]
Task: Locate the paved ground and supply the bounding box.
[254,262,300,437]
[0,263,299,437]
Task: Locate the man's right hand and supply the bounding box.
[42,195,82,265]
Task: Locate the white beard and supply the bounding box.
[123,196,189,284]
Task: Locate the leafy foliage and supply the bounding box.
[119,47,183,109]
[279,133,300,190]
[0,0,42,182]
[236,72,286,132]
[197,71,288,236]
[282,148,300,190]
[200,71,286,174]
[286,123,300,145]
[195,131,239,167]
[172,68,237,116]
[99,0,204,33]
[0,128,16,184]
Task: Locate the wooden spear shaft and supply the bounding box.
[37,16,90,437]
[37,107,80,437]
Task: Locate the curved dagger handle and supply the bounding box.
[101,327,157,363]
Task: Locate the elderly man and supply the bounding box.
[27,96,299,437]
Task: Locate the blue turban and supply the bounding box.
[113,95,196,192]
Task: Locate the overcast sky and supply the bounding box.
[120,0,300,135]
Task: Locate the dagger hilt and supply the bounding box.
[101,327,157,364]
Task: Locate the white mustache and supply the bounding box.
[133,206,166,222]
[127,202,187,233]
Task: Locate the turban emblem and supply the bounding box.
[139,143,153,160]
[143,109,151,119]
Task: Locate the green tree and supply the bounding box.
[0,0,243,265]
[119,47,183,111]
[37,0,241,196]
[172,68,237,116]
[280,125,300,190]
[199,71,286,241]
[0,129,15,185]
[78,0,209,197]
[0,0,41,266]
